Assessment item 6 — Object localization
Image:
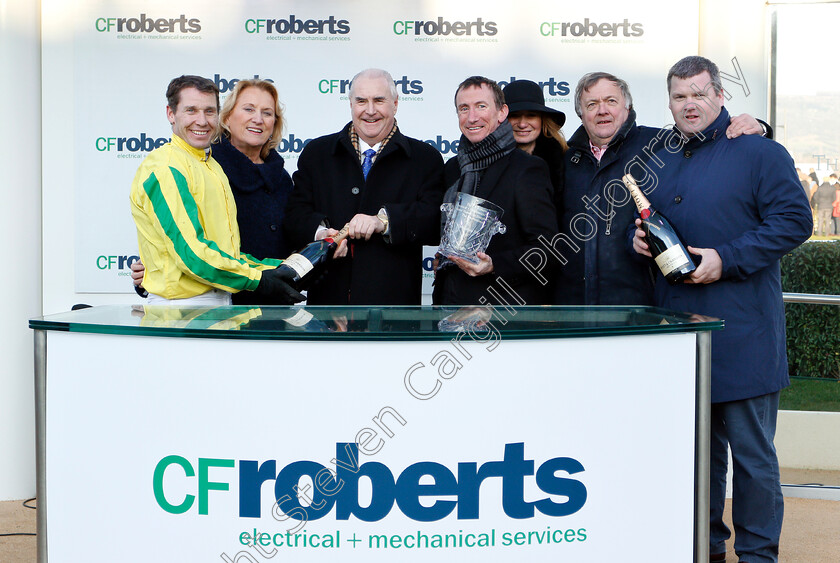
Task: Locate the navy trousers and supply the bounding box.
[709,392,784,563]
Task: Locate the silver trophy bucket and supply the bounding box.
[439,192,506,264]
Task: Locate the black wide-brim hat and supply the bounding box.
[502,79,566,128]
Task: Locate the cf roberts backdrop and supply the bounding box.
[41,0,698,300]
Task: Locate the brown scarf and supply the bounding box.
[348,121,398,163]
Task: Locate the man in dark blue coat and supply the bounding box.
[284,68,445,305]
[557,72,768,305]
[632,56,813,563]
[558,72,658,305]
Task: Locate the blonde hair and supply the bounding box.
[219,79,285,160]
[543,117,568,151]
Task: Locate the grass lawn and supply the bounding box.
[780,377,840,412]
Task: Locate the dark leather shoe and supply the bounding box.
[710,553,726,563]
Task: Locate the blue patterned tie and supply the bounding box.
[362,148,376,179]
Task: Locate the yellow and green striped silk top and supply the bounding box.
[129,134,281,300]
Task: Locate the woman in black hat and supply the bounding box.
[502,79,567,194]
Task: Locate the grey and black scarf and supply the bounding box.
[444,119,516,206]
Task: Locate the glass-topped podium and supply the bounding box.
[31,305,720,563]
[31,304,721,340]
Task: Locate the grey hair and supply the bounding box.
[574,72,633,117]
[667,56,723,95]
[349,68,398,100]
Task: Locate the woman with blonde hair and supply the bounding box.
[213,79,294,304]
[502,79,567,194]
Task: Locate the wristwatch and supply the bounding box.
[377,207,390,232]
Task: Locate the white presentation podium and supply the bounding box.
[31,305,720,562]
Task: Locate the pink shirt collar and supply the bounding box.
[589,139,609,162]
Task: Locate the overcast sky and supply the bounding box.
[776,3,840,96]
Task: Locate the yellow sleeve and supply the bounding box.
[134,165,265,293]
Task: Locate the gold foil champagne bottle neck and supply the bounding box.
[326,224,350,244]
[622,174,652,218]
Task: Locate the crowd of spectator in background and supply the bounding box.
[799,167,840,236]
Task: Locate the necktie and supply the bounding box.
[362,149,376,179]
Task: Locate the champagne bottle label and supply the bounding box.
[282,253,314,278]
[623,173,696,282]
[654,245,691,275]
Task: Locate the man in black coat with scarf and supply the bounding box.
[284,68,445,305]
[432,76,558,306]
